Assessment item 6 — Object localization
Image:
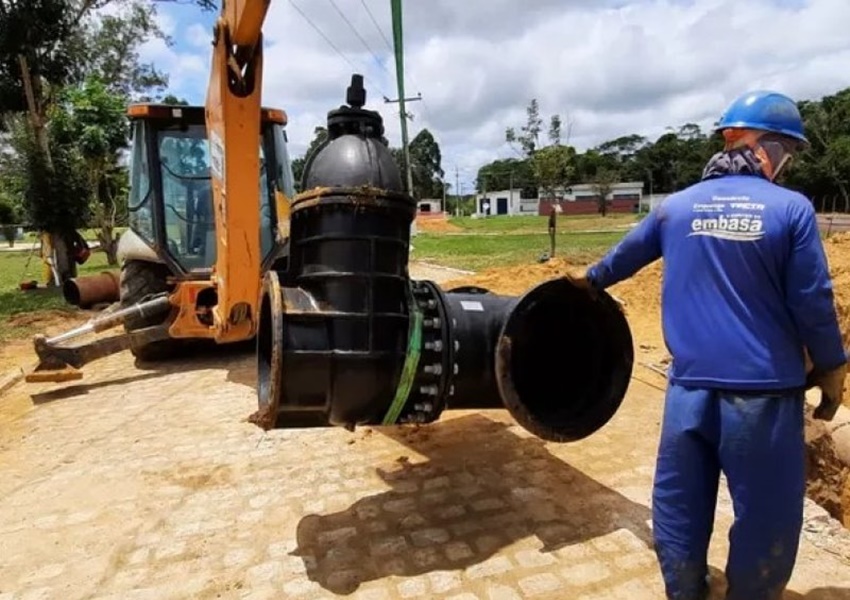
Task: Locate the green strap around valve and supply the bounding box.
[382,283,424,425]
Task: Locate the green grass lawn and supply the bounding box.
[446,213,639,234]
[11,227,127,245]
[412,228,626,271]
[0,249,113,341]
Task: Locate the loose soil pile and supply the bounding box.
[415,214,464,233]
[825,233,850,372]
[443,233,850,526]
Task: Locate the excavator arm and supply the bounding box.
[24,0,277,384]
[205,0,272,343]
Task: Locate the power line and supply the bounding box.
[288,0,360,74]
[359,0,393,52]
[288,0,390,100]
[357,0,432,128]
[327,0,391,75]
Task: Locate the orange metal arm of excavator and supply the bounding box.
[205,0,271,343]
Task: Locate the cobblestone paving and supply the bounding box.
[0,266,849,599]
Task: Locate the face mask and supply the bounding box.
[753,135,798,181]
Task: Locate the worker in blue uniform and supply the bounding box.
[572,90,848,599]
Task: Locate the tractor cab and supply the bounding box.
[124,103,296,276]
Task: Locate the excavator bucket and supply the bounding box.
[24,295,173,383]
[25,365,84,384]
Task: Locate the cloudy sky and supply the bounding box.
[141,0,850,192]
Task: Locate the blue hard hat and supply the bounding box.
[715,90,808,145]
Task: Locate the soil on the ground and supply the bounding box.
[443,232,850,527]
[0,310,91,375]
[415,213,464,233]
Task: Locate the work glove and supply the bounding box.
[561,268,628,311]
[562,268,595,293]
[807,360,848,422]
[564,274,598,302]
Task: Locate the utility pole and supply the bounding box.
[441,181,447,214]
[383,92,422,197]
[389,0,420,200]
[509,170,514,214]
[455,165,460,217]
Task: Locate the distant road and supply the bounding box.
[818,213,850,235]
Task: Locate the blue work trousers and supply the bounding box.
[652,384,806,600]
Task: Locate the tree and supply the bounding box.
[591,168,619,216]
[0,0,81,116]
[0,190,21,247]
[504,99,577,199]
[548,115,562,146]
[51,77,130,264]
[476,158,537,199]
[408,128,444,199]
[785,89,850,211]
[532,144,576,199]
[291,126,328,191]
[0,0,174,281]
[75,1,170,100]
[506,98,543,156]
[0,112,91,278]
[154,0,217,9]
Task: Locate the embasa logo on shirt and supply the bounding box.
[688,198,766,242]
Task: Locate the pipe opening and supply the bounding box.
[62,280,81,306]
[61,272,119,308]
[496,278,634,442]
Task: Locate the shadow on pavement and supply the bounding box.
[26,338,258,401]
[132,339,258,389]
[292,413,654,595]
[30,372,163,404]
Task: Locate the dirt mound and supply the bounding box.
[819,233,850,526]
[806,411,850,527]
[825,232,850,331]
[442,257,577,295]
[823,233,850,408]
[442,232,850,527]
[415,214,463,233]
[442,257,666,356]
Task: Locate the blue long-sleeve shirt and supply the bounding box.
[587,174,845,391]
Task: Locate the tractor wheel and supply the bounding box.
[119,259,178,362]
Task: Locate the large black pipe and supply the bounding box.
[494,278,634,442]
[254,74,634,442]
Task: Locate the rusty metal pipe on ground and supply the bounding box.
[62,271,120,308]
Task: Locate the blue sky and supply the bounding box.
[140,0,850,193]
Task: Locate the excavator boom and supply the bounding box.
[205,0,272,343]
[25,0,287,383]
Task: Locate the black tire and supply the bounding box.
[119,259,178,362]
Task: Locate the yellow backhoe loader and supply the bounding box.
[27,0,287,382]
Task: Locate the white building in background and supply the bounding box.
[474,189,539,216]
[542,181,644,202]
[417,199,443,213]
[645,193,670,212]
[537,181,645,215]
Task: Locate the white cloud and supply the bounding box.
[138,34,208,96]
[185,23,212,50]
[138,0,850,190]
